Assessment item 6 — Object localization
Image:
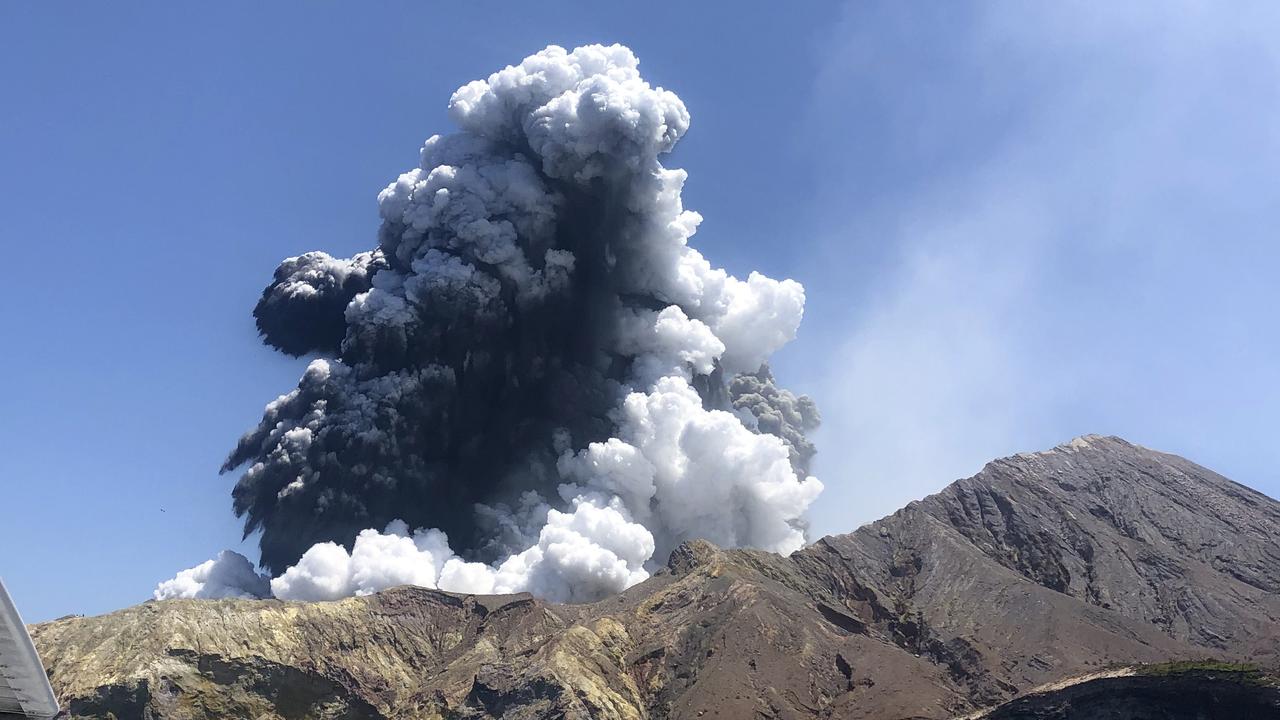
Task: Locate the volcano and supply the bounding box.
[30,436,1280,719]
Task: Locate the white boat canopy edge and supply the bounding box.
[0,579,59,719]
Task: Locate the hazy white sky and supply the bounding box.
[799,2,1280,532]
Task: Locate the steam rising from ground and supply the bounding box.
[157,44,821,604]
[153,551,270,601]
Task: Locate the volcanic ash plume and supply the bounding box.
[158,43,822,604]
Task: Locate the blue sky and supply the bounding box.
[2,2,1277,622]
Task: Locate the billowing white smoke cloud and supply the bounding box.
[267,501,652,603]
[558,376,821,562]
[153,550,270,600]
[158,44,820,605]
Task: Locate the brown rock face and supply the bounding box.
[31,436,1280,719]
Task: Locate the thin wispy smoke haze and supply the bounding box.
[802,2,1280,533]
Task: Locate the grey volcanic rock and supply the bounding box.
[926,436,1280,652]
[790,435,1280,699]
[30,436,1280,719]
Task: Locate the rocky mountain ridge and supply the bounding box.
[30,436,1280,719]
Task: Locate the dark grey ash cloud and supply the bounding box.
[253,250,387,357]
[730,365,820,476]
[207,44,821,601]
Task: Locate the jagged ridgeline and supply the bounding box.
[211,44,822,602]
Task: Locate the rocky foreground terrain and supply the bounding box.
[29,436,1280,719]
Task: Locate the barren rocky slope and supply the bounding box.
[30,436,1280,719]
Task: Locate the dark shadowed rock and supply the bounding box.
[966,663,1280,719]
[31,436,1280,719]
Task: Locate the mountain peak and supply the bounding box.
[1024,433,1131,456]
[850,433,1280,653]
